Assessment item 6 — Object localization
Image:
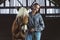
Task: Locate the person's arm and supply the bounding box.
[34,15,45,31]
[27,17,35,32]
[39,15,45,31]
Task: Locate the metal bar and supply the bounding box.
[48,0,58,6]
[31,0,36,6]
[45,0,47,15]
[17,0,23,6]
[49,0,51,6]
[0,13,60,14]
[4,0,5,7]
[26,0,28,7]
[9,0,11,14]
[0,6,60,9]
[40,6,60,8]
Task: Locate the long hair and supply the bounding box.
[31,3,40,13]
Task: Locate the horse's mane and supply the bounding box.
[17,7,29,18]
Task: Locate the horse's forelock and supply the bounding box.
[17,7,29,18]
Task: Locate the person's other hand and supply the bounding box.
[30,28,34,32]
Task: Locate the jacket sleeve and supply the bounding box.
[39,15,45,31]
[34,15,45,31]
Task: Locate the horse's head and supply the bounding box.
[12,7,29,40]
[17,7,29,25]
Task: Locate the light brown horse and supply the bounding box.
[12,7,29,40]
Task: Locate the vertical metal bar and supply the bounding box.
[26,0,28,7]
[49,0,51,6]
[45,0,47,15]
[9,0,10,2]
[4,1,5,7]
[9,0,11,14]
[35,0,36,2]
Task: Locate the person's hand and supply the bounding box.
[30,28,34,32]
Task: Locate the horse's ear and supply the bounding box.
[25,7,30,10]
[17,8,19,11]
[17,7,21,11]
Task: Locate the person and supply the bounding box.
[26,3,45,40]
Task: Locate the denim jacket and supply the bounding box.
[28,12,45,32]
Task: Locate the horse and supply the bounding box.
[12,7,29,40]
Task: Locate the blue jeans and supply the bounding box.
[25,31,41,40]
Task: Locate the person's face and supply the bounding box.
[32,5,40,13]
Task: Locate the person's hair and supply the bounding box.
[31,3,40,13]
